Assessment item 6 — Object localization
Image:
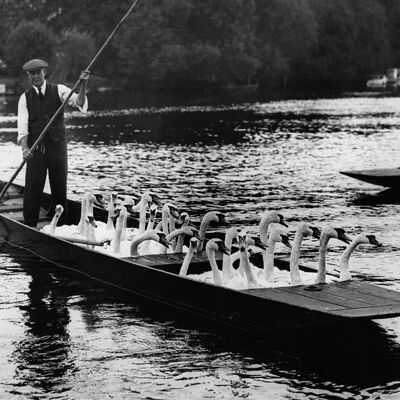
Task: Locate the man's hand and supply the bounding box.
[79,70,90,82]
[22,146,32,161]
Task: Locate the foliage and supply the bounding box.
[51,28,96,82]
[3,20,57,75]
[1,0,400,91]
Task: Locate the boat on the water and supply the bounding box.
[1,179,400,334]
[340,168,400,188]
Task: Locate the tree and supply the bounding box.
[51,28,96,82]
[4,20,57,75]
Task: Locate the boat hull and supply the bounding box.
[340,168,400,187]
[1,180,400,333]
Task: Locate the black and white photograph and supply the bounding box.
[1,1,400,399]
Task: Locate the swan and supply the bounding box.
[139,204,159,253]
[175,211,190,253]
[258,225,291,285]
[154,203,180,234]
[205,238,230,286]
[235,231,262,289]
[259,210,288,245]
[186,238,230,285]
[125,191,162,235]
[112,207,127,255]
[130,230,170,257]
[339,233,382,281]
[41,204,64,235]
[106,193,118,231]
[289,223,321,286]
[179,237,199,276]
[315,226,351,284]
[222,227,241,281]
[197,211,228,252]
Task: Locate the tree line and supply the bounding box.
[0,0,399,93]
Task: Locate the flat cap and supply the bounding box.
[22,58,48,71]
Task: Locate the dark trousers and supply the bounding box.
[23,139,68,227]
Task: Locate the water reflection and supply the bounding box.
[12,265,73,394]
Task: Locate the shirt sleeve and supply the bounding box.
[17,93,29,145]
[57,84,88,113]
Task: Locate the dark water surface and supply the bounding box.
[1,92,400,399]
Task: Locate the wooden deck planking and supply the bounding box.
[242,287,347,312]
[278,283,396,308]
[331,304,400,318]
[335,281,400,302]
[277,285,375,309]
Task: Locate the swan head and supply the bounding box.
[189,237,199,249]
[178,211,190,225]
[54,204,64,216]
[93,193,107,209]
[357,234,382,247]
[141,191,162,207]
[85,215,97,228]
[182,226,200,239]
[117,193,140,206]
[149,204,158,217]
[321,226,351,244]
[246,234,267,250]
[206,238,231,256]
[203,211,229,227]
[155,231,170,248]
[269,225,292,249]
[163,203,180,219]
[260,210,288,228]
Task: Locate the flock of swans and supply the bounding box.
[40,190,383,291]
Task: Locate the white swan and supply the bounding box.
[259,210,288,245]
[179,237,199,276]
[315,226,351,284]
[258,225,291,285]
[339,233,382,281]
[175,211,190,253]
[235,231,262,289]
[289,223,321,286]
[205,238,230,286]
[197,211,228,252]
[222,227,241,281]
[130,230,170,257]
[41,204,64,235]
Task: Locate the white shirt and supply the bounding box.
[17,80,88,144]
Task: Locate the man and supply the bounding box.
[17,58,89,227]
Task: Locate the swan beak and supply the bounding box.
[367,235,382,247]
[281,234,292,249]
[124,204,136,215]
[311,226,321,240]
[335,228,351,244]
[87,215,97,228]
[94,194,107,209]
[158,233,171,248]
[169,205,180,219]
[278,214,288,228]
[251,235,267,250]
[217,241,231,256]
[151,194,162,206]
[217,213,229,226]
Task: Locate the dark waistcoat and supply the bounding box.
[25,82,65,147]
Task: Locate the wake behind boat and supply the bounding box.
[1,179,400,334]
[340,167,400,188]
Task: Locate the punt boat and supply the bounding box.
[340,168,400,188]
[1,179,400,334]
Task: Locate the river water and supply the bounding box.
[0,91,400,399]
